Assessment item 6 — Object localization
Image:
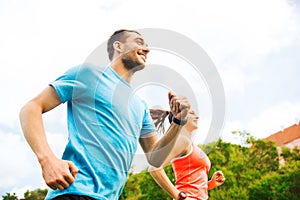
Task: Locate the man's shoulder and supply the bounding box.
[76,64,107,72]
[68,64,108,79]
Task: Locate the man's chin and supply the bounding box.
[123,59,146,72]
[131,64,145,72]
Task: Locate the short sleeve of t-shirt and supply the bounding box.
[49,66,80,103]
[141,102,156,136]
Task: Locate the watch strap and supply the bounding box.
[172,117,188,126]
[178,191,187,200]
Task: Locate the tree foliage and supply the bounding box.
[2,193,18,200]
[23,189,48,200]
[2,189,48,200]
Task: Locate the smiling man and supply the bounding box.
[19,29,191,200]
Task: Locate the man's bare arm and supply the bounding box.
[19,86,78,190]
[140,92,190,167]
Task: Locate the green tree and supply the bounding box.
[248,160,300,200]
[2,193,18,200]
[137,167,172,200]
[281,146,300,162]
[23,188,48,200]
[119,171,144,200]
[208,136,279,200]
[208,139,250,199]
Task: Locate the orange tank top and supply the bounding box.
[171,144,211,200]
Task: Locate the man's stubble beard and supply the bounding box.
[121,56,145,73]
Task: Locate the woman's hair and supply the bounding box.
[107,29,141,61]
[150,109,173,134]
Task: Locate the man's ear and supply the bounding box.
[113,41,123,53]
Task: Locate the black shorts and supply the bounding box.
[52,194,96,200]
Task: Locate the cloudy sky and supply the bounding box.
[0,0,299,197]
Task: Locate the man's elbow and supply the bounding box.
[148,160,162,169]
[19,101,40,126]
[148,165,163,174]
[19,103,28,122]
[146,152,164,168]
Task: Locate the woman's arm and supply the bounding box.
[207,170,226,190]
[149,167,180,199]
[149,166,193,200]
[148,134,192,199]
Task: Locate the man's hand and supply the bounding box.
[40,156,78,190]
[211,170,226,187]
[168,92,190,120]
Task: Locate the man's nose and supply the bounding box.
[142,46,150,54]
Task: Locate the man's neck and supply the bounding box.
[110,59,134,83]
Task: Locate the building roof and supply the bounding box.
[264,123,300,146]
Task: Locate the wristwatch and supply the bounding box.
[178,191,187,200]
[172,117,188,126]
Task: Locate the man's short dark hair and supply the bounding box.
[107,29,141,61]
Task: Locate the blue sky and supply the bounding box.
[0,0,299,198]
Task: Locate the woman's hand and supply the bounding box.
[211,170,226,187]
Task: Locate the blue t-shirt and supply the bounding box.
[46,64,156,200]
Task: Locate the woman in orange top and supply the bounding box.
[149,109,225,200]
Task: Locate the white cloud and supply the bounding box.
[47,132,68,157]
[0,127,67,197]
[0,131,37,188]
[191,0,299,66]
[221,120,245,143]
[221,102,300,143]
[248,102,300,138]
[219,68,247,94]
